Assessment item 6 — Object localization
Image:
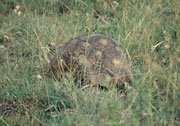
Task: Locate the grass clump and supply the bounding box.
[0,0,179,125]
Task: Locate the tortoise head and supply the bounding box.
[50,44,65,71]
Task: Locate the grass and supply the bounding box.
[0,0,179,125]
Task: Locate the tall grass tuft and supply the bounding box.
[0,0,179,125]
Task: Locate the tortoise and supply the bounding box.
[49,33,133,89]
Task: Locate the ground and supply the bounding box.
[0,0,179,125]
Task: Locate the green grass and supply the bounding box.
[0,0,180,125]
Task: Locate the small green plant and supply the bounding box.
[0,0,179,125]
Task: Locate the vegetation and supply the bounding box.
[0,0,179,125]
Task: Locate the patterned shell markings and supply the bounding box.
[50,34,133,88]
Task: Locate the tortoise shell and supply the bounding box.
[50,34,133,88]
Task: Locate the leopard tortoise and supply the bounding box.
[49,33,133,89]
